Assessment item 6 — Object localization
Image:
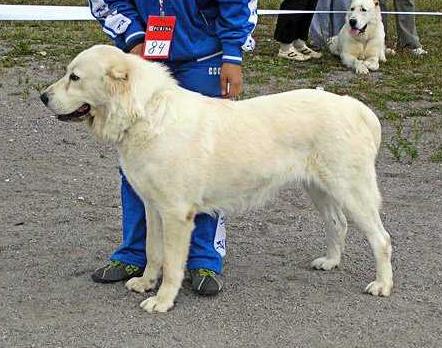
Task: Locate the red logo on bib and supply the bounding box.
[143,16,176,60]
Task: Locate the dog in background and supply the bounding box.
[41,45,394,313]
[329,0,386,74]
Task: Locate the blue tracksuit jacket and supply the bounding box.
[88,0,257,64]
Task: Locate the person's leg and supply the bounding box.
[168,56,226,294]
[297,0,318,42]
[91,170,146,283]
[187,213,226,274]
[274,0,314,60]
[333,0,349,36]
[274,0,300,44]
[309,0,347,47]
[293,0,322,58]
[380,0,397,55]
[394,0,422,49]
[110,171,147,267]
[310,0,332,48]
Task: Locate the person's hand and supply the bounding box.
[130,43,144,56]
[220,63,243,99]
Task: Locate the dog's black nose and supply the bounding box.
[349,19,357,28]
[40,92,49,106]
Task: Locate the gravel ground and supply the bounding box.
[1,65,441,348]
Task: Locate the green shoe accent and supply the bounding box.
[125,264,141,275]
[91,261,144,283]
[104,260,122,271]
[190,268,223,296]
[197,269,217,278]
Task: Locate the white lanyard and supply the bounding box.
[159,0,165,16]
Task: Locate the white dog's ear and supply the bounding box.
[106,64,129,81]
[105,62,131,96]
[98,60,144,143]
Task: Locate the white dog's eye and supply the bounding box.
[69,73,80,81]
[351,7,355,11]
[361,7,367,12]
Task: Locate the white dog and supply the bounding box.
[41,45,393,313]
[329,0,386,74]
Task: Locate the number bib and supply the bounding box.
[143,15,176,60]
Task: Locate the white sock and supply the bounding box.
[279,43,293,52]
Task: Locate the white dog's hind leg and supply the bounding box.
[344,178,393,297]
[306,184,348,270]
[140,213,194,313]
[328,36,340,56]
[126,207,163,293]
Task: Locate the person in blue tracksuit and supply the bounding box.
[88,0,257,296]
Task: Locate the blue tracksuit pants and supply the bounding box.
[110,55,226,274]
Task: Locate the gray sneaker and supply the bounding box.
[411,47,428,56]
[91,260,144,283]
[189,269,223,296]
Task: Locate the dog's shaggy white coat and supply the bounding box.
[329,0,386,74]
[43,45,393,313]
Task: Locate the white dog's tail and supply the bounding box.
[343,96,382,152]
[358,102,382,152]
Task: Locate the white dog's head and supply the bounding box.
[41,45,174,142]
[346,0,380,35]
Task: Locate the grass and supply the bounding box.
[0,21,107,68]
[0,0,441,162]
[430,147,442,162]
[245,1,441,162]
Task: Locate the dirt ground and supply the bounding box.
[1,63,441,348]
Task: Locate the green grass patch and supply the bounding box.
[0,21,109,69]
[430,147,442,162]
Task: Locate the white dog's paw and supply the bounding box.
[365,280,393,297]
[125,277,155,293]
[355,63,370,74]
[311,256,340,271]
[364,60,379,71]
[140,296,174,313]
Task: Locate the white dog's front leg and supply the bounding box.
[363,56,380,71]
[366,39,385,68]
[126,207,163,293]
[342,53,369,74]
[140,212,194,313]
